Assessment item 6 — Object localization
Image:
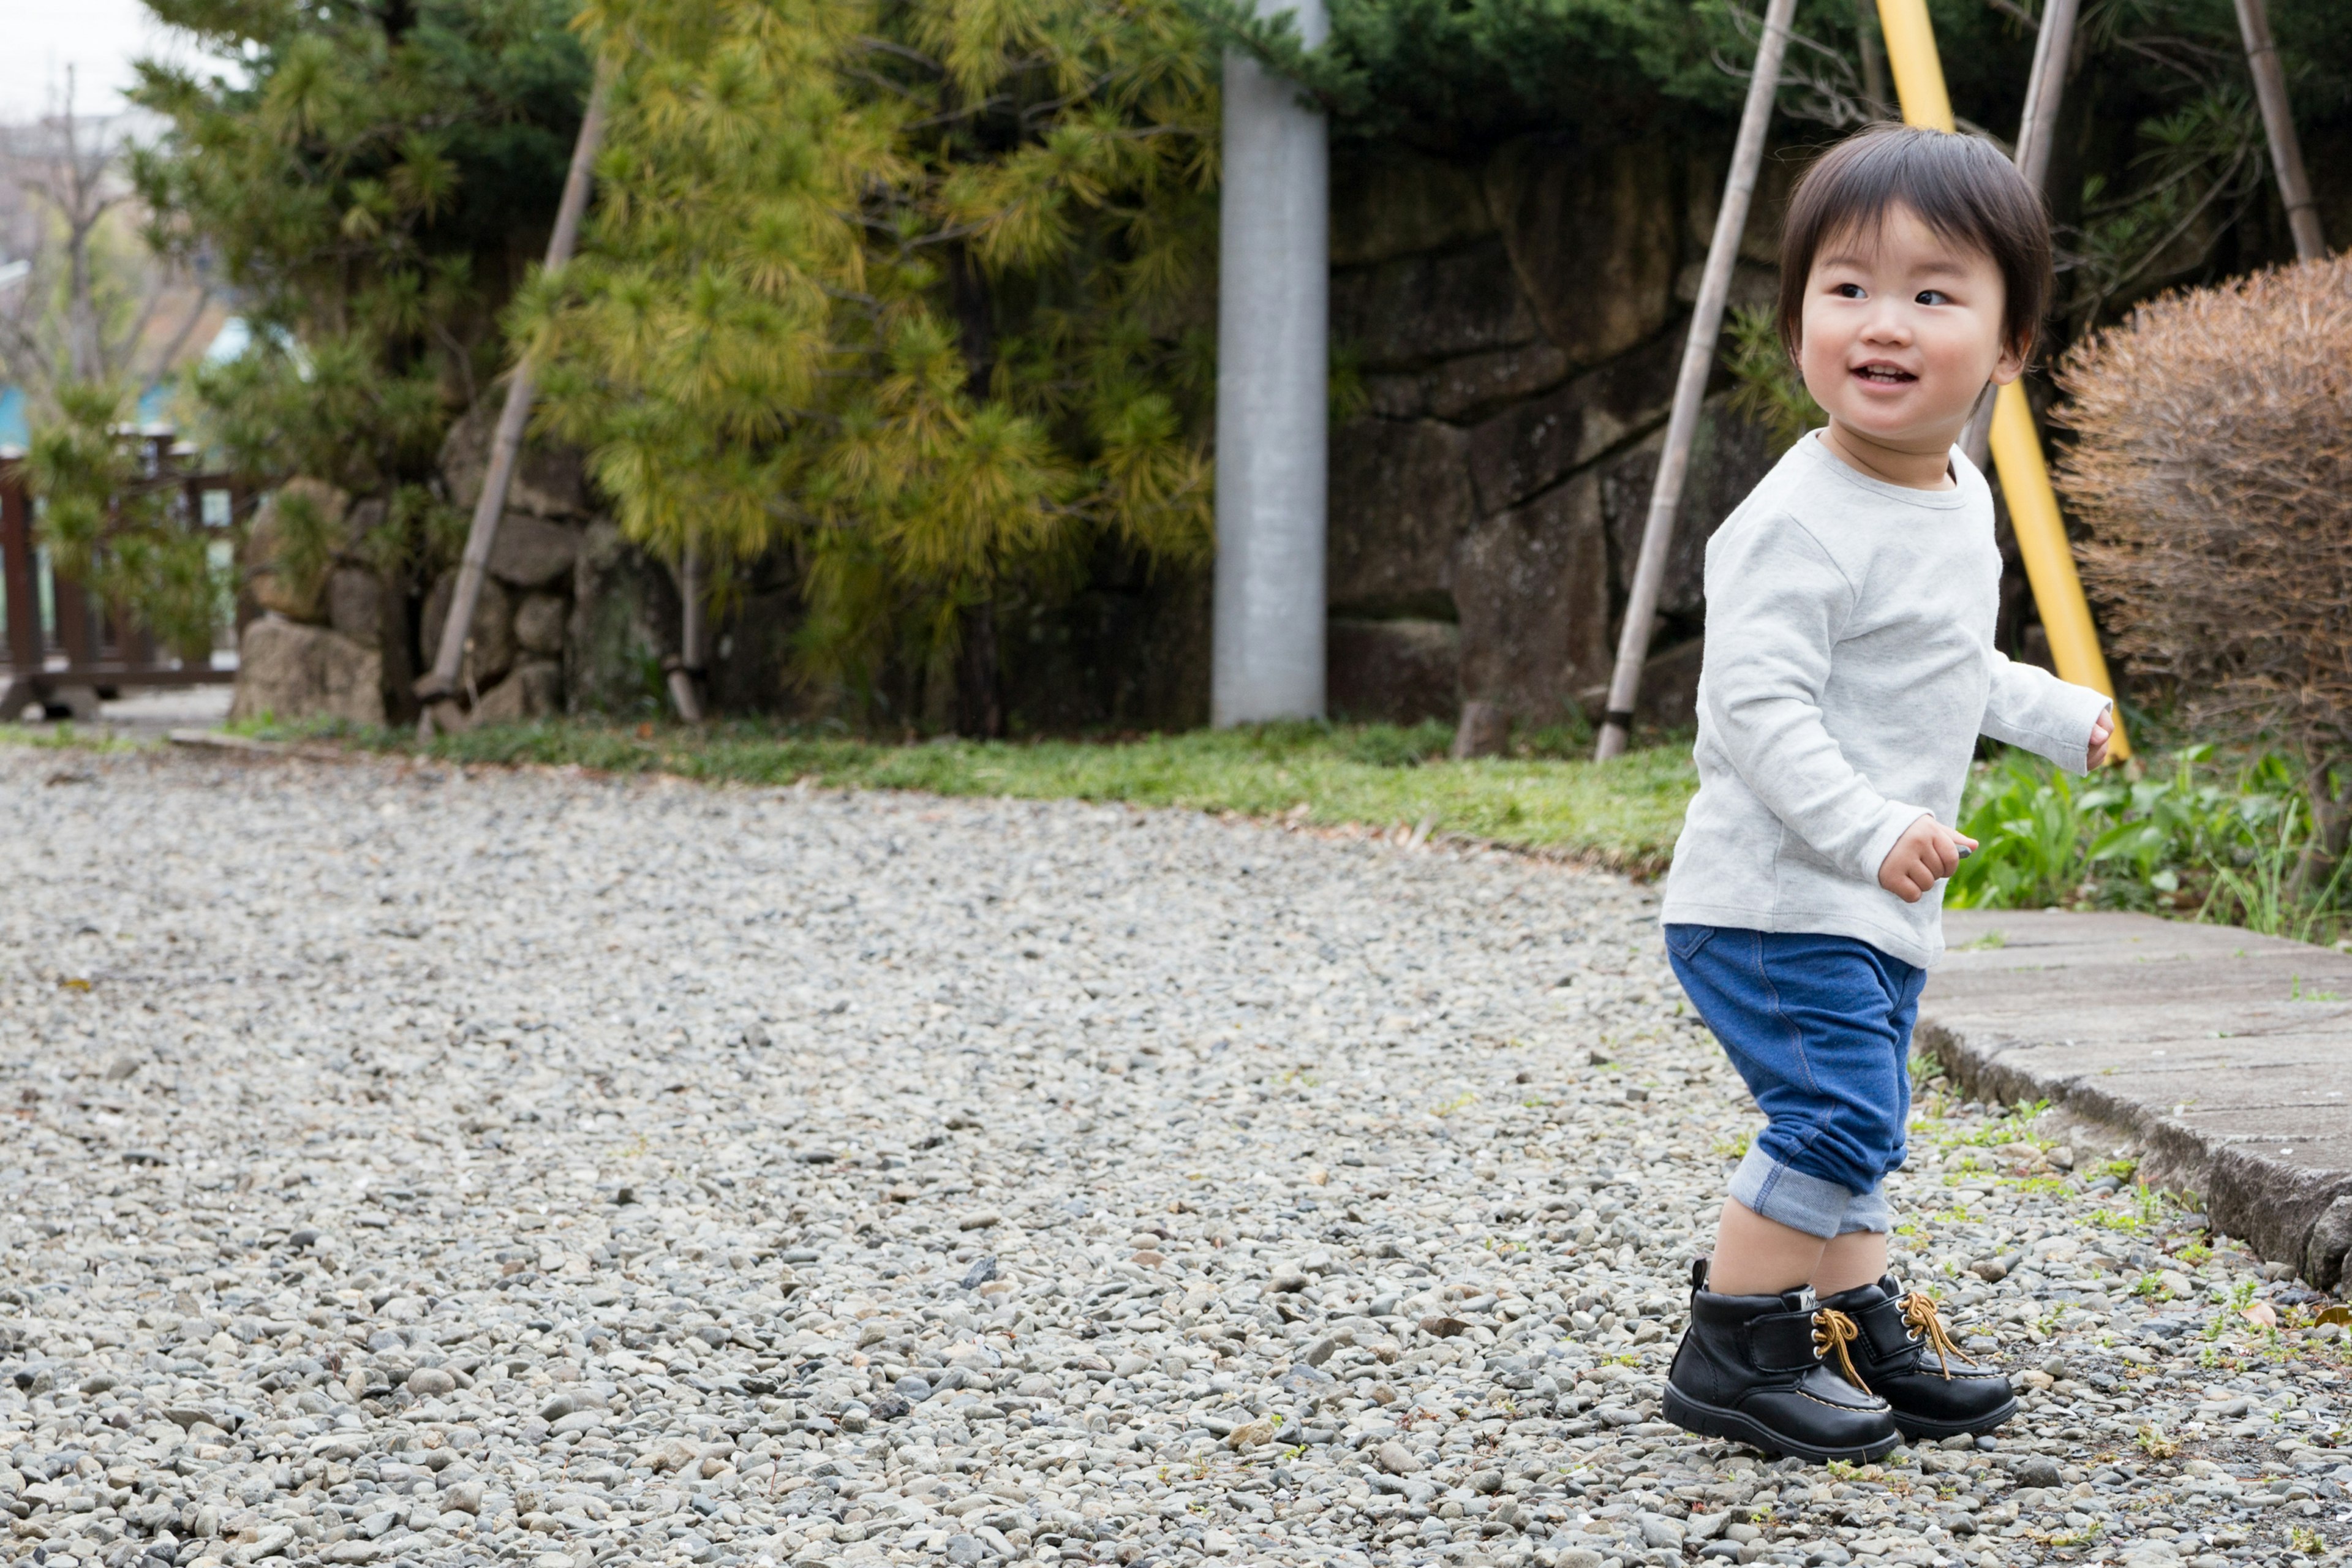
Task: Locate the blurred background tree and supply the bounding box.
[125,0,592,595]
[529,0,1219,736]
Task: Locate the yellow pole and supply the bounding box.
[1873,0,2130,760]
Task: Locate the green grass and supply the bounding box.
[186,715,1699,872]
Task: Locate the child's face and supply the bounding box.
[1796,202,2024,456]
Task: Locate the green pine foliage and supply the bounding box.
[126,0,592,576]
[28,385,222,663]
[528,0,1219,725]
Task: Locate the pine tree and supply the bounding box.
[127,0,592,589]
[530,0,1219,733]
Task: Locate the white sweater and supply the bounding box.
[1658,431,2111,968]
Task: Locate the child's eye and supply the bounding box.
[1833,282,1867,300]
[1915,288,1951,306]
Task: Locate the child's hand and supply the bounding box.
[2086,707,2115,769]
[1878,815,1978,903]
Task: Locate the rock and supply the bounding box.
[1332,146,1493,268]
[326,567,385,646]
[1465,334,1679,516]
[1328,418,1474,619]
[1425,342,1575,423]
[514,593,568,656]
[405,1366,456,1396]
[1452,469,1611,725]
[443,1481,483,1514]
[1376,1440,1420,1475]
[469,660,563,726]
[1486,135,1681,369]
[565,520,679,714]
[228,617,386,726]
[245,478,350,623]
[944,1535,986,1567]
[440,399,591,519]
[1599,392,1777,619]
[1638,1512,1686,1548]
[960,1254,998,1289]
[1630,636,1705,729]
[958,1211,1000,1231]
[420,571,516,692]
[1332,239,1540,371]
[488,514,584,592]
[1224,1417,1274,1450]
[2015,1456,2064,1490]
[1419,1315,1471,1338]
[1328,619,1460,726]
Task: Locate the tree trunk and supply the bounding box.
[956,600,1003,739]
[946,246,995,397]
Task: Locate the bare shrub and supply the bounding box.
[2055,255,2352,873]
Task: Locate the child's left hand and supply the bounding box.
[2086,707,2115,769]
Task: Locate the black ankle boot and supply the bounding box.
[1662,1259,1901,1463]
[1814,1275,2018,1441]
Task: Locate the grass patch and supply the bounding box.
[197,715,1699,873]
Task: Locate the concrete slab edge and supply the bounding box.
[1918,1015,2352,1294]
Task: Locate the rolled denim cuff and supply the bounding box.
[1728,1144,1860,1241]
[1837,1183,1892,1236]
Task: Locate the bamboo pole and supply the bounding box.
[1875,0,2130,760]
[417,70,612,734]
[2234,0,2326,260]
[1591,0,1798,761]
[665,546,706,723]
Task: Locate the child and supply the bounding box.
[1657,125,2115,1463]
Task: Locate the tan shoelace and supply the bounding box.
[1900,1291,1978,1379]
[1811,1306,1871,1393]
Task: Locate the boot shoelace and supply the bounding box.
[1811,1306,1871,1393]
[1899,1291,1978,1379]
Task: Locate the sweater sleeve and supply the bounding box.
[1700,514,1931,884]
[1980,647,2113,774]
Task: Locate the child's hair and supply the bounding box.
[1776,124,2052,365]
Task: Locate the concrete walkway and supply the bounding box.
[1924,907,2352,1290]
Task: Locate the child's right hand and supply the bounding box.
[1878,814,1978,903]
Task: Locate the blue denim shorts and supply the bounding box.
[1664,924,1926,1240]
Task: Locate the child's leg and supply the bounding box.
[1814,1229,1888,1295]
[1708,1197,1828,1294]
[1668,928,1914,1283]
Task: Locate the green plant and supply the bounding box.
[128,0,587,615]
[533,0,1218,733]
[1949,745,2352,945]
[28,384,227,661]
[1722,303,1823,456]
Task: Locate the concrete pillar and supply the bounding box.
[1212,0,1329,726]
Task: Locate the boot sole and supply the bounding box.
[1662,1385,1901,1464]
[1891,1395,2019,1442]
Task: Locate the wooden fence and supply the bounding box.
[0,432,247,721]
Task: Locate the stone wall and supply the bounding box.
[1324,132,1790,734]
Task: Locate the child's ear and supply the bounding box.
[1989,331,2030,388]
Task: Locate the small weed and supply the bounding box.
[1431,1091,1475,1118]
[2292,1525,2323,1555]
[2135,1424,2180,1458]
[1713,1132,1752,1161]
[1959,928,2008,951]
[2291,974,2343,1002]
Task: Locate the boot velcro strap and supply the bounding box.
[1853,1297,1918,1362]
[1745,1310,1823,1373]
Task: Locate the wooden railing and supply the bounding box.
[0,432,248,721]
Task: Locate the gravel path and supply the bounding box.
[1,746,2346,1568]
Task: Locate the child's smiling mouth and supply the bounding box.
[1850,360,1917,385]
